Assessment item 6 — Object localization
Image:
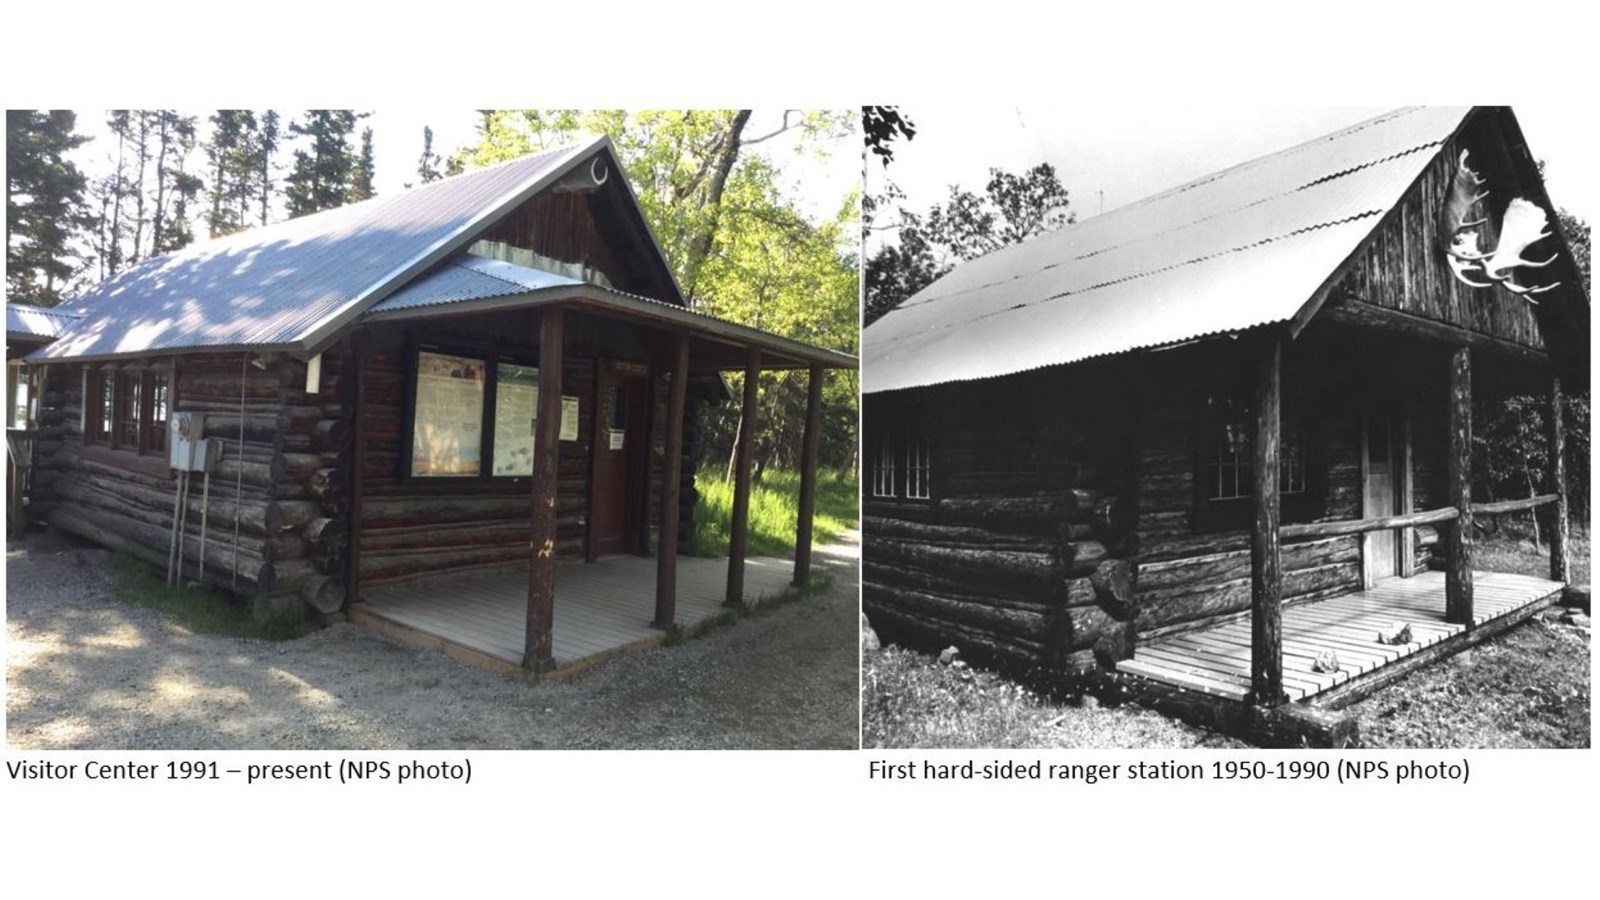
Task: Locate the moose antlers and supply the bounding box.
[1440,150,1561,299]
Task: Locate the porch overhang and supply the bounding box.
[361,275,857,373]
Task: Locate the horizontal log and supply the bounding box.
[1137,537,1356,591]
[864,600,1047,669]
[47,503,272,592]
[1470,494,1558,516]
[863,579,1053,643]
[1135,561,1360,632]
[866,534,1060,591]
[1415,525,1439,548]
[863,515,1066,552]
[1280,506,1457,541]
[935,492,1079,530]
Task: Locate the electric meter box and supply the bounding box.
[170,412,208,471]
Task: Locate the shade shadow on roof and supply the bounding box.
[31,140,611,362]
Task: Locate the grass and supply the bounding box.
[863,523,1590,749]
[112,554,303,641]
[663,569,838,647]
[684,468,858,558]
[1346,520,1590,748]
[862,643,1247,749]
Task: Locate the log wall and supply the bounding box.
[863,331,1455,672]
[29,309,697,617]
[354,310,674,587]
[862,360,1140,673]
[34,352,322,615]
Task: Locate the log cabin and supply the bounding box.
[18,136,856,675]
[861,106,1588,744]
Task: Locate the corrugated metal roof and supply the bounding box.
[366,254,858,369]
[31,139,610,362]
[376,254,584,310]
[6,304,82,340]
[863,106,1474,394]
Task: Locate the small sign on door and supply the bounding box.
[606,429,626,451]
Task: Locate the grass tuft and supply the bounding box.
[685,468,857,558]
[112,554,302,641]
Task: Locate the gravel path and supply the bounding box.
[5,529,860,750]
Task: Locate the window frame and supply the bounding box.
[1192,377,1323,534]
[865,395,933,506]
[83,363,174,458]
[400,339,556,485]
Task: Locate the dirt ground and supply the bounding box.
[5,529,860,750]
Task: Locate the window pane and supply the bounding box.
[410,351,485,477]
[492,363,539,476]
[150,373,170,451]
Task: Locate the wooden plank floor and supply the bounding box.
[353,554,796,672]
[1118,571,1564,702]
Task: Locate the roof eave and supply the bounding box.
[361,284,858,370]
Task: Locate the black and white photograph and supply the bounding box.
[861,105,1590,749]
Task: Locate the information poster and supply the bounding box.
[411,352,485,476]
[531,392,582,443]
[493,363,539,476]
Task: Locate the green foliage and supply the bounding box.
[866,162,1073,326]
[111,554,301,641]
[1474,391,1590,521]
[449,109,860,475]
[6,110,92,305]
[414,125,443,186]
[1556,207,1589,295]
[348,127,376,203]
[685,468,858,558]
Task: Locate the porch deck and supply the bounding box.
[1118,570,1564,702]
[348,554,797,676]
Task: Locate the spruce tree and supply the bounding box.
[6,110,92,306]
[258,110,281,226]
[348,126,376,203]
[284,110,367,217]
[417,125,443,185]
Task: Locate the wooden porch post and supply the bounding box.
[1251,335,1285,706]
[1444,345,1474,626]
[1549,373,1570,584]
[725,348,761,607]
[793,365,825,588]
[524,307,565,673]
[652,334,690,630]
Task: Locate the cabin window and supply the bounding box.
[115,371,142,450]
[84,366,172,455]
[1194,390,1318,532]
[866,396,931,503]
[83,368,114,445]
[404,345,576,482]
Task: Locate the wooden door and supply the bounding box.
[588,369,649,559]
[1362,408,1399,586]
